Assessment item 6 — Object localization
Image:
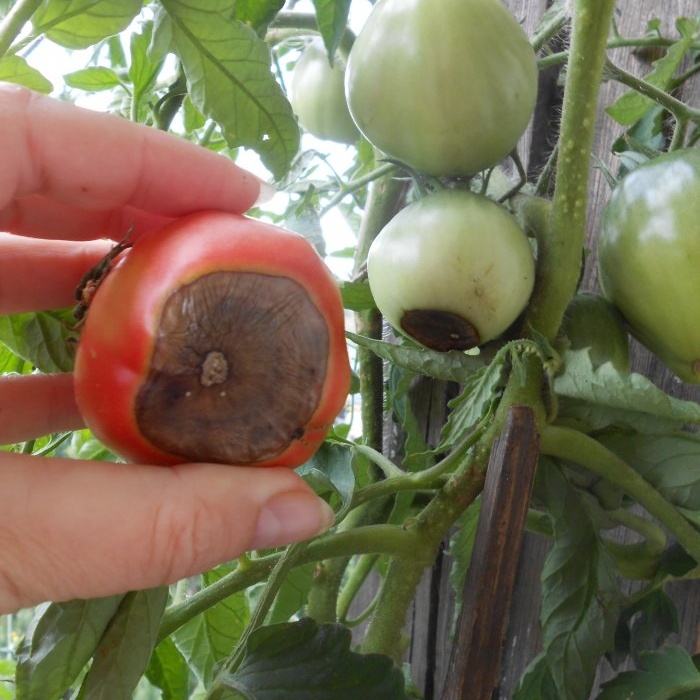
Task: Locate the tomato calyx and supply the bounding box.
[401,309,480,352]
[73,226,134,324]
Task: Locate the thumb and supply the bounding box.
[0,454,335,612]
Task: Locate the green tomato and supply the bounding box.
[598,148,700,383]
[561,293,630,372]
[367,189,535,351]
[290,39,360,145]
[345,0,538,177]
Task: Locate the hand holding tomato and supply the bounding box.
[0,84,336,613]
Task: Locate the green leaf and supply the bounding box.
[161,0,300,179]
[174,568,250,686]
[64,66,124,91]
[606,19,697,126]
[31,0,144,49]
[77,587,169,700]
[338,280,375,311]
[0,310,76,373]
[128,20,166,102]
[513,653,560,700]
[555,350,700,432]
[15,595,125,700]
[537,461,621,700]
[438,360,506,450]
[597,432,700,511]
[346,331,483,383]
[312,0,352,58]
[266,562,316,625]
[224,618,410,700]
[0,56,53,92]
[297,441,355,511]
[598,645,700,699]
[145,637,190,700]
[234,0,285,33]
[447,496,481,627]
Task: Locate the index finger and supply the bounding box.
[0,84,272,240]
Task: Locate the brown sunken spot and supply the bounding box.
[135,271,329,464]
[401,309,480,352]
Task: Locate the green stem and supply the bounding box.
[320,163,398,217]
[540,425,700,565]
[605,59,700,126]
[526,0,617,340]
[157,525,419,642]
[352,172,407,452]
[269,12,355,57]
[337,553,380,623]
[0,0,43,58]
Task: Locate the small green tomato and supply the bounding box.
[367,190,535,351]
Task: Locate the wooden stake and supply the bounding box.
[442,404,540,700]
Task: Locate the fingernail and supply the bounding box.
[253,491,335,550]
[254,179,277,205]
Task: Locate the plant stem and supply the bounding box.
[540,425,700,565]
[0,0,43,58]
[157,525,419,641]
[352,171,407,452]
[526,0,617,340]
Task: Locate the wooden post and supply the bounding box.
[442,405,540,700]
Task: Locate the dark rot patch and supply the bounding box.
[401,309,480,352]
[135,271,329,464]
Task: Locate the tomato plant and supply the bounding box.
[289,39,360,145]
[344,0,538,176]
[3,2,700,700]
[367,189,535,350]
[74,211,351,467]
[598,148,700,383]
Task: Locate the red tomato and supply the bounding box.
[74,211,350,467]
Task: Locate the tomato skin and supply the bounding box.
[345,0,538,177]
[74,211,350,466]
[598,148,700,383]
[290,39,360,145]
[367,190,535,350]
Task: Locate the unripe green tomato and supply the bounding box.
[367,190,535,351]
[598,148,700,383]
[290,39,360,145]
[345,0,538,176]
[561,292,630,372]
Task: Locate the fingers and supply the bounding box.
[0,83,271,240]
[0,455,335,612]
[0,233,113,314]
[0,373,84,444]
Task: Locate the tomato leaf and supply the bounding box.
[447,496,482,624]
[64,66,124,91]
[311,0,352,59]
[347,331,483,383]
[0,55,53,92]
[145,637,190,700]
[597,432,700,511]
[221,618,410,699]
[0,310,76,373]
[537,461,621,700]
[555,350,700,432]
[173,568,250,686]
[597,645,700,699]
[31,0,143,50]
[234,0,285,33]
[606,19,698,126]
[265,562,317,625]
[76,587,169,700]
[338,281,375,311]
[513,652,560,700]
[15,595,125,700]
[297,441,354,511]
[160,0,300,179]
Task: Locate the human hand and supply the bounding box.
[0,84,335,613]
